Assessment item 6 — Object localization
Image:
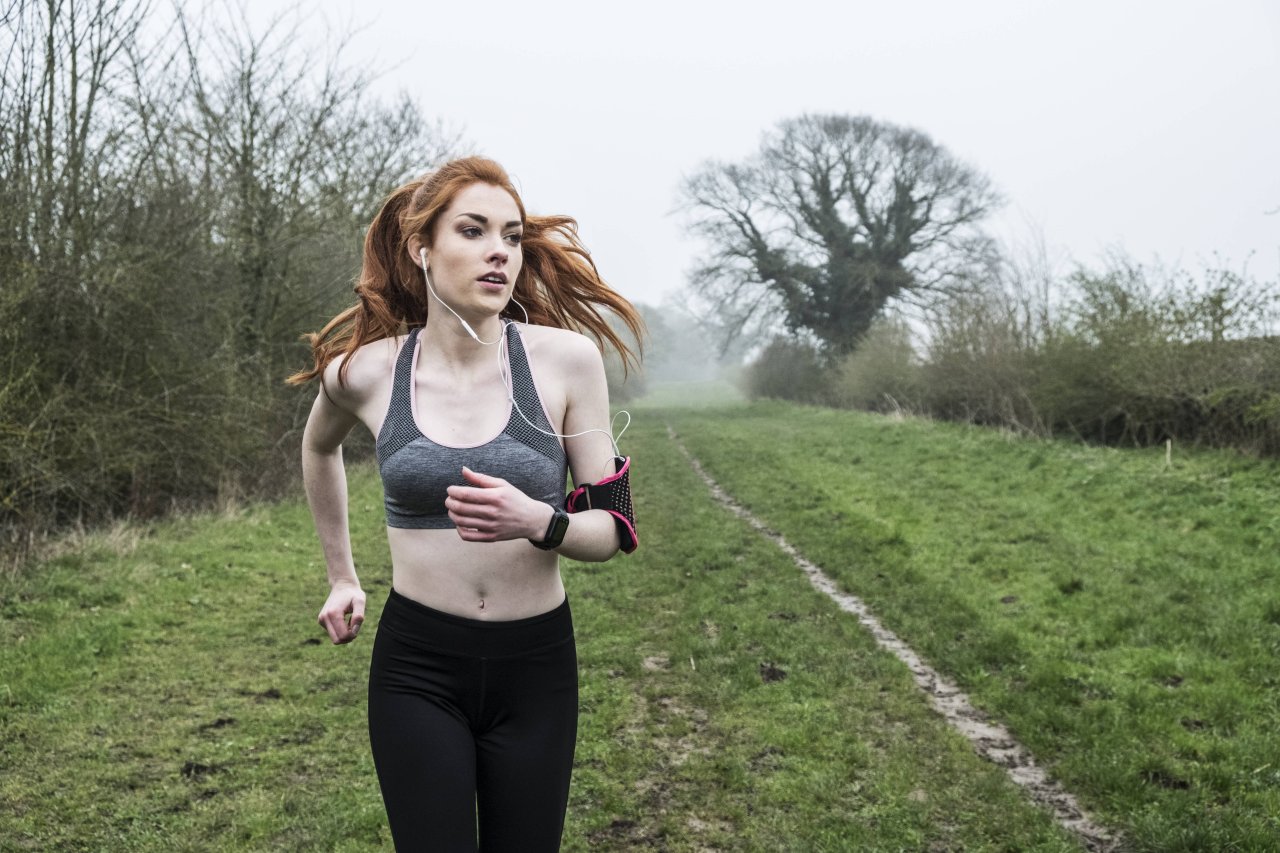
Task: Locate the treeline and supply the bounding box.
[0,0,453,561]
[674,112,1278,456]
[745,253,1280,455]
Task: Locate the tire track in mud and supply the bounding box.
[668,425,1120,853]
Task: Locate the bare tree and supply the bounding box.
[172,4,459,365]
[0,0,458,560]
[1,0,154,528]
[678,114,1001,357]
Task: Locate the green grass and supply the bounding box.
[662,400,1280,852]
[0,410,1086,851]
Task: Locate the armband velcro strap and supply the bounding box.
[565,455,637,554]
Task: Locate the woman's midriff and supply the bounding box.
[385,527,565,621]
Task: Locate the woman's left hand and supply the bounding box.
[445,466,550,543]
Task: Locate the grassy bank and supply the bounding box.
[1,411,1083,851]
[662,400,1280,851]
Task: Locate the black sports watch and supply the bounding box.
[531,507,570,550]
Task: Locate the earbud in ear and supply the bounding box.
[418,247,427,265]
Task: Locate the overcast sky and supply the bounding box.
[250,0,1278,308]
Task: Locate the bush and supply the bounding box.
[831,318,923,413]
[1035,263,1280,450]
[743,338,830,404]
[915,255,1280,454]
[926,307,1040,431]
[0,2,448,564]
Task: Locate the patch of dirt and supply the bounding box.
[642,655,670,672]
[180,760,221,781]
[197,717,236,732]
[685,814,733,837]
[750,745,784,772]
[652,695,712,768]
[600,692,724,847]
[587,817,662,849]
[276,721,326,746]
[653,734,710,769]
[758,662,787,683]
[670,427,1122,853]
[1058,578,1085,595]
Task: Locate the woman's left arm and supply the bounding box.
[549,333,625,562]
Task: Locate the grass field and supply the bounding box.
[658,397,1280,852]
[2,389,1277,850]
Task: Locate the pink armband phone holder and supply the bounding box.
[565,455,637,554]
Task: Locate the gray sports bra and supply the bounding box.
[376,323,567,529]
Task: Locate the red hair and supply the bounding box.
[289,156,643,387]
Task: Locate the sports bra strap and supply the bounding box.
[502,323,562,461]
[376,328,423,464]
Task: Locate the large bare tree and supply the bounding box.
[172,5,460,365]
[679,114,1001,356]
[0,0,456,554]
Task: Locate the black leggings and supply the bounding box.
[368,588,578,852]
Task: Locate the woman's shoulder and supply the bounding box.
[321,334,404,406]
[517,323,602,370]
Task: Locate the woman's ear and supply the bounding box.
[407,235,428,267]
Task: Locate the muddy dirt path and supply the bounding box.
[669,426,1120,852]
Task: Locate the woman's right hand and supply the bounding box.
[318,580,366,644]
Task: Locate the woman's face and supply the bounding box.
[420,182,523,320]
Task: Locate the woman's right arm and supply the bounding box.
[303,364,366,644]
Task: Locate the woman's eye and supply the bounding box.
[505,233,523,246]
[462,226,482,238]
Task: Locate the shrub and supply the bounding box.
[922,288,1047,433]
[0,2,449,565]
[913,253,1280,454]
[743,338,830,404]
[831,318,924,413]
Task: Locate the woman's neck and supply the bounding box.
[421,311,505,368]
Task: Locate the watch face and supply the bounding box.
[548,511,570,543]
[533,509,570,549]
